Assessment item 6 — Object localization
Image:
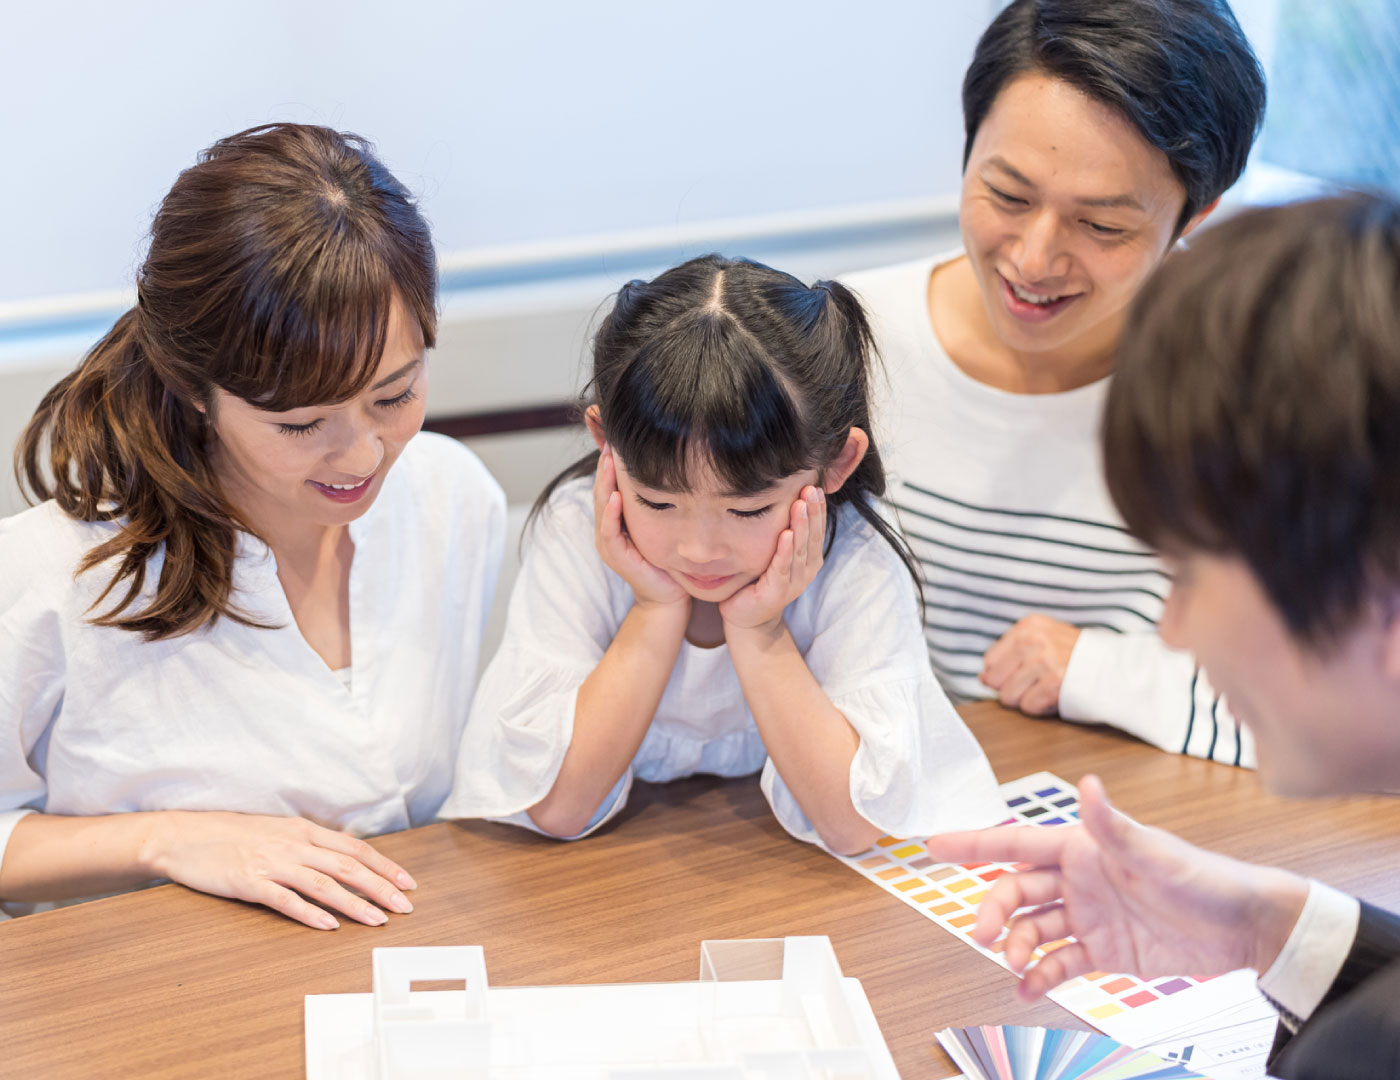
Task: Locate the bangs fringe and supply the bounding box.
[222,210,436,413]
[604,310,814,494]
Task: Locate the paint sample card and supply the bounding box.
[835,772,1273,1049]
[934,1025,1206,1080]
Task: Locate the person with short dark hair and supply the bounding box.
[844,0,1266,762]
[928,192,1400,1079]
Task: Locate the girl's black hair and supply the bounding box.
[532,253,920,593]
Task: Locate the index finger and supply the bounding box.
[592,448,616,519]
[972,868,1067,948]
[924,823,1071,870]
[311,827,417,892]
[806,488,826,562]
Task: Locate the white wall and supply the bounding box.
[1,0,986,517]
[0,0,992,308]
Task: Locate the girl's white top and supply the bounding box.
[0,432,506,877]
[440,478,1005,846]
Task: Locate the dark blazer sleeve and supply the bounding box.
[1269,901,1400,1079]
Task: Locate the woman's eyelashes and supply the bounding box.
[274,385,419,437]
[378,386,418,409]
[277,419,322,437]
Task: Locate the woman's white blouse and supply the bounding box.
[0,432,505,874]
[440,478,1005,846]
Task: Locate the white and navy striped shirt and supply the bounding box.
[845,252,1254,767]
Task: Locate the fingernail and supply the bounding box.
[397,871,417,890]
[389,892,414,914]
[317,912,339,931]
[365,906,389,926]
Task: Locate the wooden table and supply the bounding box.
[4,703,1400,1078]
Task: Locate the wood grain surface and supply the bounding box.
[3,703,1399,1079]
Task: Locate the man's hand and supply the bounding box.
[925,775,1309,1000]
[981,615,1081,716]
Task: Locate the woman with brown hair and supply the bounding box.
[0,124,505,930]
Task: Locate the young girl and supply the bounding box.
[442,255,1003,854]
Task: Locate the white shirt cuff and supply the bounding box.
[1257,880,1360,1023]
[0,808,37,878]
[1058,629,1118,724]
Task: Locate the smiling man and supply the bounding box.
[927,192,1400,1079]
[844,0,1267,764]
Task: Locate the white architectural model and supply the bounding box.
[304,935,901,1079]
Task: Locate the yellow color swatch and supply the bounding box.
[891,844,924,859]
[1087,1003,1125,1020]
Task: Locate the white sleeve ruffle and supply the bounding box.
[442,654,597,820]
[441,484,629,829]
[762,516,1006,849]
[761,671,1005,848]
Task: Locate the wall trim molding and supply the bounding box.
[0,194,960,346]
[423,402,577,439]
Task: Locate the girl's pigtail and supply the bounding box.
[809,279,924,599]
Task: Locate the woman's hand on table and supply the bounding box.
[924,775,1309,999]
[144,811,417,930]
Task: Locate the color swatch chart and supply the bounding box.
[934,1025,1206,1080]
[834,772,1270,1049]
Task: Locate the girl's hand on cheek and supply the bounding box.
[720,486,826,634]
[593,448,689,610]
